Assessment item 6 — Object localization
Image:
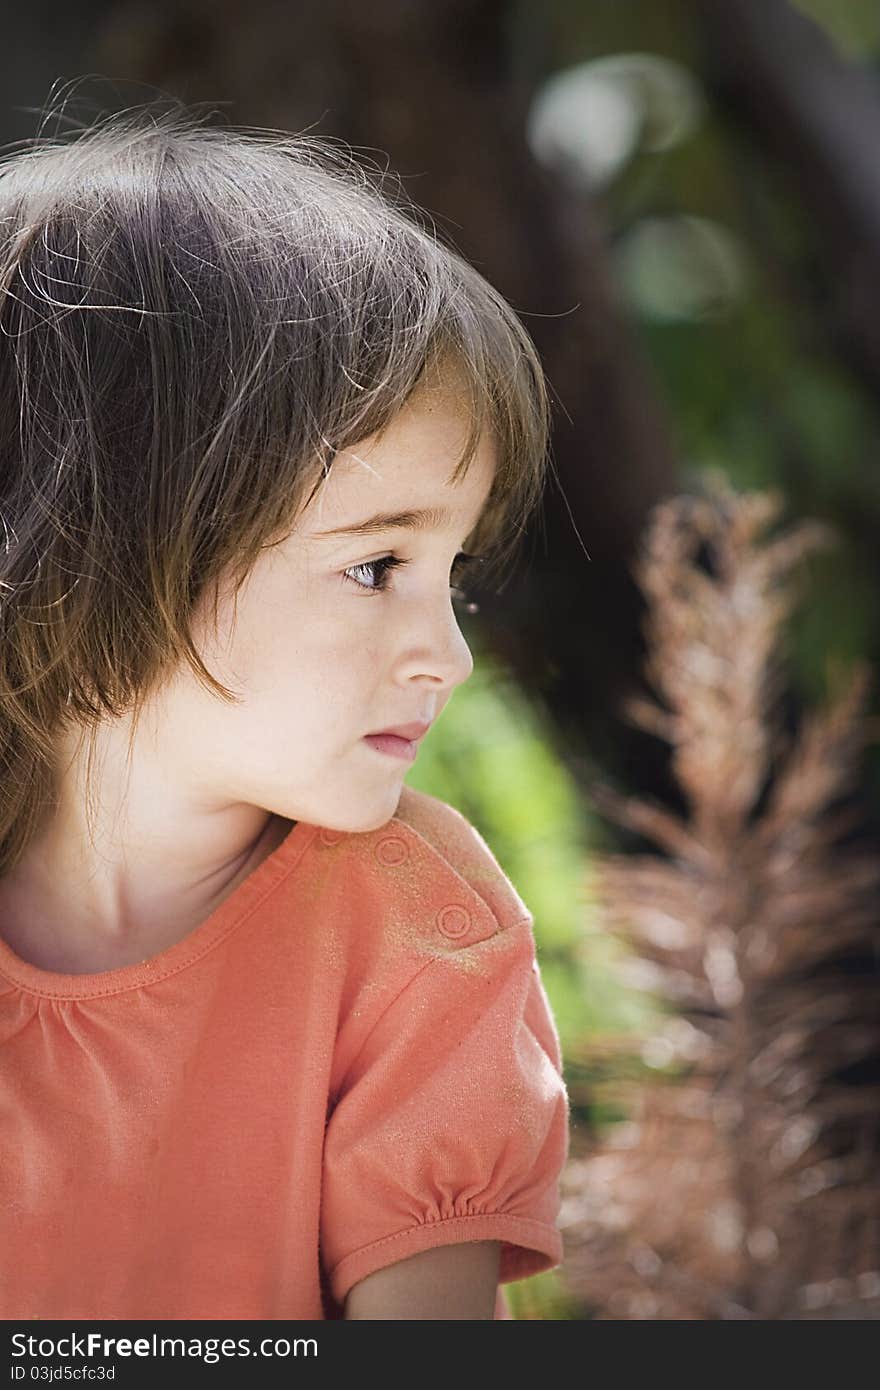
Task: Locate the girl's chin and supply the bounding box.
[317,787,406,836]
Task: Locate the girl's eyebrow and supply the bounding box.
[308,506,455,539]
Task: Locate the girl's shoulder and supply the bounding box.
[382,785,533,935]
[325,789,547,1099]
[313,786,534,985]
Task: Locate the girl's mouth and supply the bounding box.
[363,734,418,761]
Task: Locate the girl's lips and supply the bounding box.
[363,733,418,761]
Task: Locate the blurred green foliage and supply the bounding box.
[504,1266,589,1321]
[790,0,880,58]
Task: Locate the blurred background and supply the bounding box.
[5,0,880,1318]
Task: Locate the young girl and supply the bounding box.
[0,104,570,1321]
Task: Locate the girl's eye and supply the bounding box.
[342,554,409,595]
[342,551,484,603]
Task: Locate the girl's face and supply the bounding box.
[180,386,497,834]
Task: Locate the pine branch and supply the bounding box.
[562,474,880,1318]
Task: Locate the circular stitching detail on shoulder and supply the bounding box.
[375,835,409,867]
[319,828,344,847]
[436,905,471,940]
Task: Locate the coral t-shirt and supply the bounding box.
[0,785,570,1320]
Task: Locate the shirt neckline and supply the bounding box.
[0,817,320,1000]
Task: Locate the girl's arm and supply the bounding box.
[343,1240,502,1320]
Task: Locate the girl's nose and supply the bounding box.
[396,598,475,690]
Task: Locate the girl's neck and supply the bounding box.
[0,813,294,975]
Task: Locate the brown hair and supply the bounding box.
[0,102,552,877]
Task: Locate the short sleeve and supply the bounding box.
[320,917,570,1308]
